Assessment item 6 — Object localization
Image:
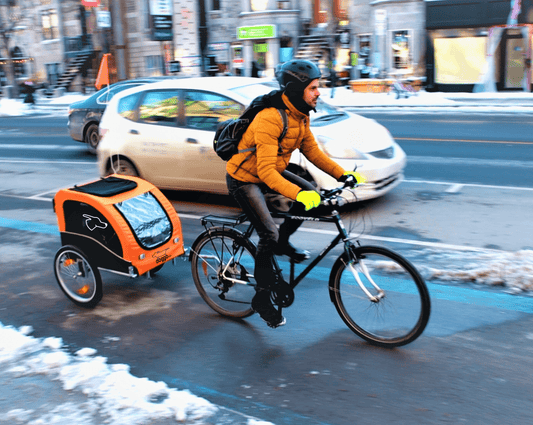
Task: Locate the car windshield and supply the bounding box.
[96,84,141,105]
[229,83,348,126]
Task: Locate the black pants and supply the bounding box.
[226,171,315,291]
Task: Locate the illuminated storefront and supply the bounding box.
[426,0,533,92]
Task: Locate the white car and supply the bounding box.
[97,77,406,203]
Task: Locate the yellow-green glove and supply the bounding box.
[296,190,321,211]
[342,171,367,183]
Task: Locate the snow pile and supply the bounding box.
[0,322,219,424]
[323,87,458,108]
[416,249,533,293]
[0,98,33,116]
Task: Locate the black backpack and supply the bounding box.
[213,90,288,161]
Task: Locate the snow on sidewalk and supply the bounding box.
[0,322,273,425]
[3,87,533,117]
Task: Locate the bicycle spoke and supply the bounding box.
[191,230,257,318]
[331,247,430,347]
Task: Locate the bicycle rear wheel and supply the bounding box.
[190,228,257,318]
[329,246,430,347]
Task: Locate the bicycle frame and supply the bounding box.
[200,206,383,301]
[272,211,347,289]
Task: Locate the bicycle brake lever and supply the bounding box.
[344,175,357,189]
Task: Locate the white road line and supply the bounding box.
[445,183,464,193]
[27,188,66,200]
[403,179,533,192]
[406,155,533,168]
[174,213,504,252]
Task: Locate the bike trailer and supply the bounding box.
[52,174,185,307]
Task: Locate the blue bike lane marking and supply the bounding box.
[0,216,59,235]
[1,216,532,317]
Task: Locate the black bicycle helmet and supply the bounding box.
[275,59,321,92]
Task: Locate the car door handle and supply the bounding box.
[129,129,139,135]
[186,138,198,144]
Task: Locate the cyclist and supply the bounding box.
[226,59,364,328]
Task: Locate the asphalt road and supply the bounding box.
[3,113,533,187]
[358,112,533,188]
[1,113,533,424]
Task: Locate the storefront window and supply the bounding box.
[358,35,372,78]
[434,37,487,84]
[392,30,410,70]
[252,42,268,76]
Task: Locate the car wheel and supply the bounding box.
[108,157,139,177]
[85,123,100,153]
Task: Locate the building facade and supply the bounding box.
[203,0,426,79]
[2,0,428,94]
[1,0,86,90]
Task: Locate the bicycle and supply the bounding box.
[189,177,430,347]
[387,75,418,99]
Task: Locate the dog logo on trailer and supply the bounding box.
[82,214,108,231]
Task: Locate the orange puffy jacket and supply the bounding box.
[226,93,345,200]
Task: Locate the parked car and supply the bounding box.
[97,77,406,203]
[67,78,172,153]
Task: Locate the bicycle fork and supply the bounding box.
[346,256,385,303]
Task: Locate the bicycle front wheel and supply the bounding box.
[330,246,430,347]
[190,228,257,318]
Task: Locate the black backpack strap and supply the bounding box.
[276,109,288,154]
[277,109,288,142]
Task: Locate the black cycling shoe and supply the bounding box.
[275,242,310,264]
[251,292,286,328]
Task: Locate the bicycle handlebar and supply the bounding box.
[320,175,360,207]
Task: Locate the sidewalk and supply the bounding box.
[321,86,533,112]
[4,85,533,118]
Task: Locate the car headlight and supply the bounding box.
[316,135,368,160]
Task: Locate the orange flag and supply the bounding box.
[95,53,110,90]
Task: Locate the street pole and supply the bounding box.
[110,0,127,80]
[197,0,208,77]
[55,0,66,65]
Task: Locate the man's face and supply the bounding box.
[303,79,320,109]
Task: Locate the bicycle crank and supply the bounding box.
[270,280,294,308]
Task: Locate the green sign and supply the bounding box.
[237,25,276,40]
[254,43,269,53]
